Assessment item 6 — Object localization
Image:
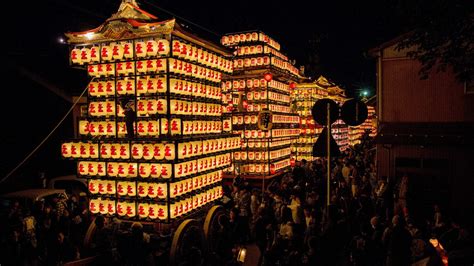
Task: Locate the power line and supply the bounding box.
[142,0,221,37]
[0,85,88,185]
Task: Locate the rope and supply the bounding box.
[0,85,89,184]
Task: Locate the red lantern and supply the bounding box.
[263,73,273,82]
[289,82,296,89]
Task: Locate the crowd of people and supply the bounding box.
[0,193,90,265]
[1,134,473,266]
[217,135,473,266]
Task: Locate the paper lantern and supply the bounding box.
[138,202,149,219]
[70,48,81,64]
[137,182,148,197]
[138,163,151,178]
[90,46,100,62]
[119,143,130,159]
[61,142,72,158]
[147,163,158,178]
[116,201,127,216]
[164,143,175,160]
[135,41,146,58]
[111,43,124,60]
[156,183,167,199]
[89,199,100,214]
[101,45,113,61]
[170,118,181,135]
[88,179,98,194]
[126,163,137,178]
[131,143,143,160]
[116,162,127,178]
[160,164,171,179]
[125,181,136,196]
[156,58,167,72]
[146,39,158,57]
[79,47,90,64]
[156,205,168,220]
[157,39,170,56]
[121,42,133,59]
[125,202,136,218]
[106,200,115,215]
[96,179,107,195]
[142,143,154,160]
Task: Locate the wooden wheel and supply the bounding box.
[83,217,97,249]
[169,219,206,266]
[203,205,227,252]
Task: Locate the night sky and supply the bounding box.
[0,0,464,189]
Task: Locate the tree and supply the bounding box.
[395,0,474,82]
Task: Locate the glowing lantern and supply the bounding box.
[125,202,136,218]
[126,182,136,196]
[138,163,151,178]
[88,179,98,194]
[101,45,113,61]
[137,182,148,197]
[157,39,170,56]
[80,47,91,64]
[170,118,181,135]
[160,164,172,179]
[135,41,146,58]
[156,183,167,199]
[90,46,100,62]
[149,163,160,178]
[111,43,124,60]
[105,180,115,194]
[119,143,130,159]
[61,142,72,158]
[146,39,158,57]
[71,48,81,64]
[122,42,133,59]
[156,58,167,72]
[97,162,106,177]
[136,60,146,73]
[107,162,118,177]
[116,201,127,216]
[136,77,147,95]
[147,204,158,219]
[138,202,149,219]
[89,199,100,214]
[117,163,127,178]
[126,163,137,178]
[137,121,147,136]
[131,143,143,160]
[142,143,154,160]
[157,205,168,220]
[106,200,115,215]
[137,100,147,116]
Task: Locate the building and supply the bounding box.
[370,36,474,219]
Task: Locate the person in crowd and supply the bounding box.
[386,215,412,266]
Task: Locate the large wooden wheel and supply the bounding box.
[203,205,227,252]
[169,219,206,266]
[83,217,97,249]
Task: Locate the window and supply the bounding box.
[465,80,474,94]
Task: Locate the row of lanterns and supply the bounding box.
[169,78,222,99]
[241,130,271,139]
[89,185,223,219]
[169,58,222,83]
[270,57,299,76]
[291,146,313,153]
[64,138,239,160]
[88,169,221,198]
[233,56,270,69]
[169,100,222,116]
[171,40,233,73]
[269,148,292,160]
[234,45,288,61]
[221,32,281,51]
[271,129,300,138]
[294,136,318,144]
[78,161,172,178]
[268,104,291,113]
[174,153,232,178]
[272,114,300,124]
[223,79,268,91]
[70,39,170,65]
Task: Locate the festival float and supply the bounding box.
[220,31,301,183]
[61,1,237,264]
[290,77,329,161]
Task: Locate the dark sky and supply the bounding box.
[1,0,464,187]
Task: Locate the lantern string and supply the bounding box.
[142,0,221,37]
[0,86,89,185]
